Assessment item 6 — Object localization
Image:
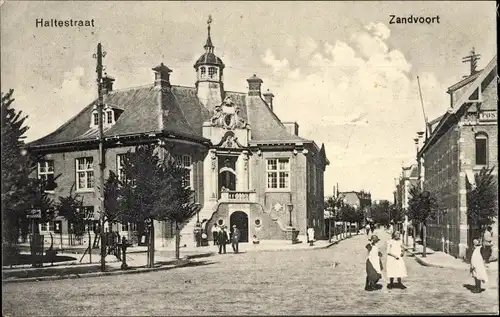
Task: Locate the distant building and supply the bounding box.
[418,54,497,259]
[340,191,372,220]
[26,18,329,247]
[395,164,418,211]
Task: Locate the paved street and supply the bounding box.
[3,230,498,316]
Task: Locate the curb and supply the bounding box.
[407,250,468,270]
[2,252,216,284]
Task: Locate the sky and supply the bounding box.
[1,1,496,201]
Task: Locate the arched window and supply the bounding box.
[208,67,217,79]
[475,133,488,165]
[200,67,206,79]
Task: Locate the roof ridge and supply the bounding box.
[108,83,154,93]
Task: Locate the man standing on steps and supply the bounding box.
[231,225,241,254]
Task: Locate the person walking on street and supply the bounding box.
[365,223,371,235]
[231,225,241,253]
[386,231,407,289]
[470,238,488,293]
[212,224,219,246]
[482,226,493,265]
[218,225,228,254]
[370,223,375,234]
[365,235,383,291]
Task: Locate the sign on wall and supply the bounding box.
[479,110,497,122]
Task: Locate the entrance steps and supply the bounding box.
[179,202,218,248]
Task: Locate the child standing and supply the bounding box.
[470,238,488,293]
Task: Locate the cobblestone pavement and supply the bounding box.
[3,230,498,316]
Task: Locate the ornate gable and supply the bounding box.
[209,96,248,130]
[215,131,244,149]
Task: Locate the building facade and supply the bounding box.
[418,55,498,259]
[26,19,329,248]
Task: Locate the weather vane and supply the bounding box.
[207,15,212,26]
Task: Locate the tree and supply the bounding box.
[371,200,391,226]
[325,194,343,241]
[467,166,498,243]
[407,185,438,257]
[57,184,85,239]
[103,171,123,229]
[119,144,198,265]
[1,89,38,247]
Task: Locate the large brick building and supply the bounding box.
[26,18,329,248]
[418,54,497,259]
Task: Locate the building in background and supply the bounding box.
[340,191,372,221]
[418,53,498,259]
[26,17,329,248]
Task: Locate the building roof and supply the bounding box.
[28,82,320,151]
[194,52,225,69]
[446,70,483,93]
[419,54,497,155]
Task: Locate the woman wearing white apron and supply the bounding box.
[470,238,488,293]
[365,235,383,291]
[386,231,407,289]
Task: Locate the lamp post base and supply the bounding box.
[285,227,300,244]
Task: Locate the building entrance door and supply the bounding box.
[230,211,248,243]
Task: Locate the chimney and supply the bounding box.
[247,74,263,96]
[102,74,115,94]
[152,63,172,91]
[263,89,275,110]
[283,122,299,136]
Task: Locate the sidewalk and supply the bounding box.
[3,233,357,283]
[404,235,499,273]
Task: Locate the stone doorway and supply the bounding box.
[230,211,249,243]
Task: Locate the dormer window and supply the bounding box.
[90,106,119,128]
[106,110,113,124]
[208,67,217,79]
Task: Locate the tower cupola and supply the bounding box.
[195,15,225,109]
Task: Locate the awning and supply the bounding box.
[465,169,476,188]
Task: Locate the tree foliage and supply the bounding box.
[119,144,199,261]
[407,185,438,225]
[371,200,391,225]
[1,89,45,245]
[467,166,498,230]
[57,184,85,237]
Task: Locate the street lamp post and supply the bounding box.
[327,207,333,243]
[287,203,294,227]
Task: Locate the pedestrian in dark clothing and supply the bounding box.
[218,226,229,254]
[231,225,241,254]
[370,223,375,234]
[212,224,219,246]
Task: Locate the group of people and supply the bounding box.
[211,224,241,254]
[365,231,407,291]
[365,223,375,235]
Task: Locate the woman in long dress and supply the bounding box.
[470,238,488,293]
[386,231,407,289]
[365,235,383,291]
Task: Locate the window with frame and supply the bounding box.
[76,157,94,190]
[174,155,193,188]
[208,67,217,79]
[106,110,113,124]
[92,112,99,126]
[200,67,206,79]
[116,154,126,182]
[38,160,55,191]
[266,158,290,190]
[475,133,488,165]
[40,221,55,232]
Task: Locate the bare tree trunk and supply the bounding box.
[413,224,416,251]
[88,229,92,263]
[149,220,155,268]
[175,221,180,260]
[422,223,427,258]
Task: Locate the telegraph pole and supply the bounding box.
[94,43,107,272]
[462,47,481,77]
